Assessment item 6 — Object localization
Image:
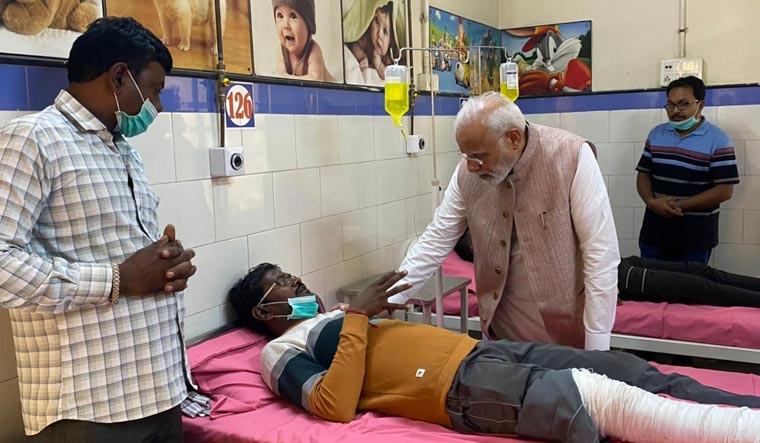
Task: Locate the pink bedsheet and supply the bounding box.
[439,252,760,349]
[184,327,760,443]
[614,301,760,349]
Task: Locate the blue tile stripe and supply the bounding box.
[2,64,760,116]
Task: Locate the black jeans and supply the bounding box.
[446,341,760,442]
[28,405,183,443]
[618,255,760,307]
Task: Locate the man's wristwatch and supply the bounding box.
[109,263,121,305]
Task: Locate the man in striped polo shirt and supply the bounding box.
[636,76,739,263]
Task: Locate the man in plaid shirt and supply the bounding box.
[0,17,197,442]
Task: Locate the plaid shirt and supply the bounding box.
[0,90,191,435]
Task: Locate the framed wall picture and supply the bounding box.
[502,20,592,96]
[0,1,103,60]
[251,0,343,83]
[105,0,253,74]
[342,0,407,87]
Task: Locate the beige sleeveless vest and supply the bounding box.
[458,123,593,348]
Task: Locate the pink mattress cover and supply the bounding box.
[184,327,760,443]
[438,253,760,349]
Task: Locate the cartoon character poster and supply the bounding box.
[251,0,343,83]
[342,0,408,87]
[0,0,103,60]
[467,20,501,96]
[105,0,253,74]
[429,7,468,94]
[502,21,592,96]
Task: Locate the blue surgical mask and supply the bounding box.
[263,295,320,320]
[669,114,700,131]
[114,70,157,137]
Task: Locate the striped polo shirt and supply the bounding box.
[636,118,739,252]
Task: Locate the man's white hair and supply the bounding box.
[454,92,526,139]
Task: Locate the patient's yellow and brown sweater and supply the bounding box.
[260,311,477,427]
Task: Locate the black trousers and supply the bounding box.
[446,341,760,442]
[618,255,760,307]
[28,405,183,443]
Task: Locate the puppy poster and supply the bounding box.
[502,21,592,96]
[251,0,343,83]
[104,0,253,74]
[0,0,103,59]
[342,0,407,87]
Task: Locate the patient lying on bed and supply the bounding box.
[228,263,760,443]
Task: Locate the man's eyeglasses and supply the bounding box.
[664,100,700,112]
[257,273,297,306]
[458,152,484,165]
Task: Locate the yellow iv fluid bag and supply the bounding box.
[384,65,409,127]
[500,61,519,102]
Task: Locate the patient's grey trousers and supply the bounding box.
[445,340,760,443]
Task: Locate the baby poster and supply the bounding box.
[502,20,592,96]
[251,0,343,83]
[341,0,408,87]
[105,0,254,74]
[0,0,103,60]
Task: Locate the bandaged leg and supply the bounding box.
[572,369,760,443]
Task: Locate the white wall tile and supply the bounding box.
[714,243,760,277]
[611,207,634,239]
[356,161,392,208]
[392,239,416,268]
[745,140,760,175]
[338,116,375,164]
[390,157,419,200]
[0,311,17,383]
[322,257,363,307]
[525,112,560,128]
[214,173,275,241]
[225,128,243,148]
[321,164,359,216]
[295,115,340,168]
[301,270,325,298]
[184,237,249,316]
[607,175,644,207]
[300,215,343,274]
[248,225,302,275]
[618,239,639,258]
[560,111,610,143]
[361,245,395,277]
[377,200,407,247]
[437,152,461,190]
[0,377,23,443]
[220,302,236,326]
[718,209,743,244]
[609,109,660,143]
[172,113,218,181]
[406,195,433,237]
[717,105,760,141]
[595,143,636,175]
[723,176,760,210]
[185,307,221,341]
[373,116,407,160]
[432,115,458,153]
[273,168,321,226]
[131,113,175,184]
[742,210,760,244]
[417,154,433,194]
[342,207,378,259]
[154,180,215,248]
[242,114,297,173]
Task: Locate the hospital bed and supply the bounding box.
[415,251,760,364]
[182,325,760,443]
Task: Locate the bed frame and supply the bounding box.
[404,311,760,364]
